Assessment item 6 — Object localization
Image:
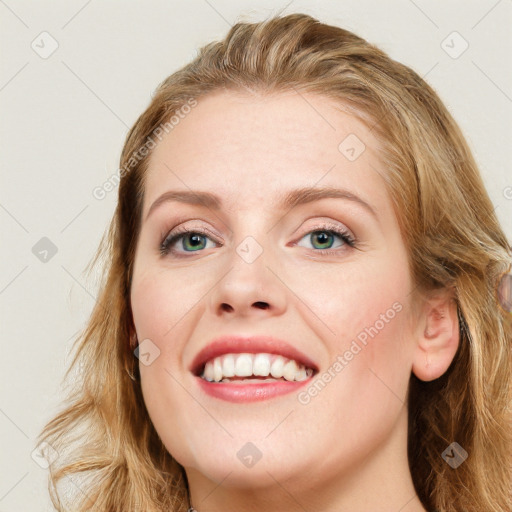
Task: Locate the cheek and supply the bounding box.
[131,278,168,337]
[295,250,414,402]
[294,250,412,344]
[131,269,203,340]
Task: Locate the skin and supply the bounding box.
[130,89,460,512]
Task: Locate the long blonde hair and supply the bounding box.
[38,13,512,512]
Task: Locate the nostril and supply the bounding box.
[253,301,269,309]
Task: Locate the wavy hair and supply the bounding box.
[37,12,512,512]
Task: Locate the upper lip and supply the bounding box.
[189,335,319,376]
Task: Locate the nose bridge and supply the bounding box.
[228,208,273,266]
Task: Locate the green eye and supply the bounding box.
[297,228,355,252]
[180,233,208,252]
[160,230,215,256]
[310,231,336,249]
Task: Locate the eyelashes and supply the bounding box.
[160,226,219,257]
[159,223,357,258]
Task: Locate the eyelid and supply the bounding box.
[292,222,357,253]
[161,218,352,244]
[161,225,220,248]
[160,219,222,242]
[296,219,354,239]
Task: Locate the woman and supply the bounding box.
[38,13,512,512]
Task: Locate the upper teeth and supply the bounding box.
[201,353,314,382]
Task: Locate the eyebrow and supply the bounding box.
[145,186,378,221]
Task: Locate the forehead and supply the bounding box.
[143,89,390,216]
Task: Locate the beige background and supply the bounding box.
[1,0,511,509]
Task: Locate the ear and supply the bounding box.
[412,288,460,382]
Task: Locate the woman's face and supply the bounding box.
[130,90,420,491]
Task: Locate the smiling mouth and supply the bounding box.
[196,352,315,383]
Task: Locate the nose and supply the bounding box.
[207,242,288,319]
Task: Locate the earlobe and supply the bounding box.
[412,290,460,382]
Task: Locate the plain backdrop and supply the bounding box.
[1,0,511,509]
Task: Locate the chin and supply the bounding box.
[179,441,307,489]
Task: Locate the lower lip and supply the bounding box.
[195,376,311,403]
